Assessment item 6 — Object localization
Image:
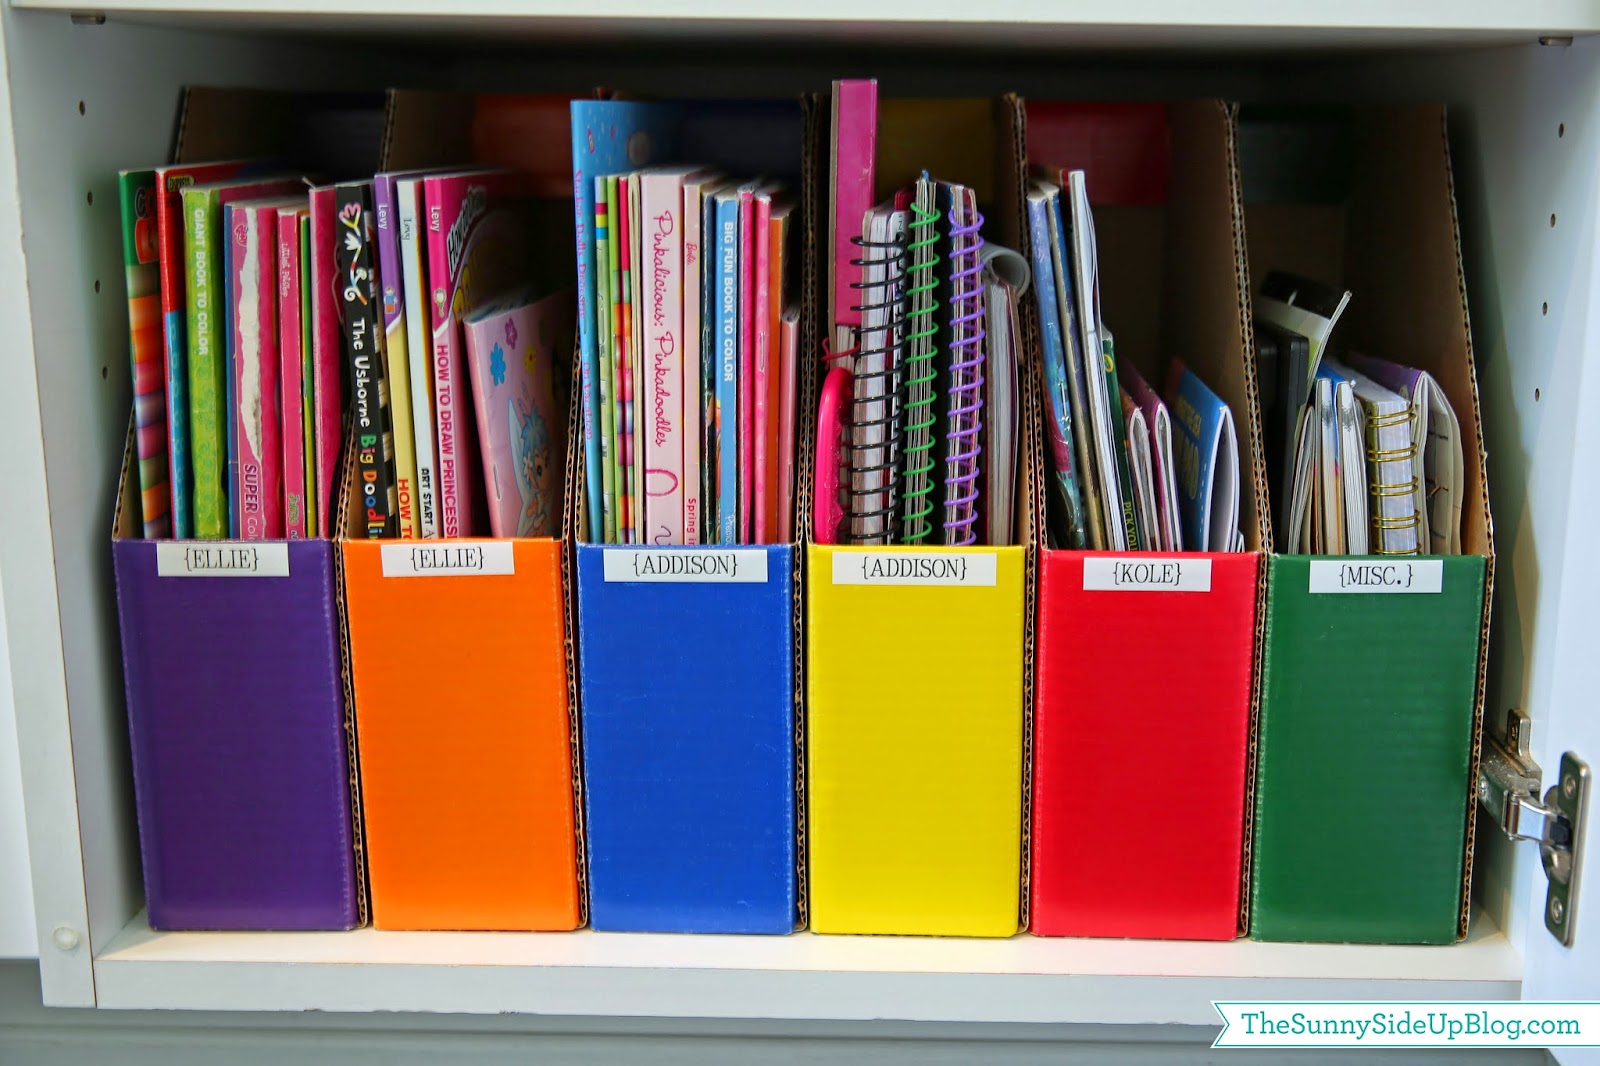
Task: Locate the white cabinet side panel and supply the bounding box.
[0,559,38,959]
[0,7,401,1004]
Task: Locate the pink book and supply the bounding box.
[777,305,800,543]
[308,186,345,531]
[737,185,757,543]
[829,79,878,338]
[639,166,710,545]
[751,186,774,544]
[277,205,307,539]
[424,169,530,537]
[463,290,576,538]
[230,198,294,540]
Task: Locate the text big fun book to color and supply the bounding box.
[153,159,270,539]
[463,290,576,538]
[424,169,533,538]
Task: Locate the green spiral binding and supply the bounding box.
[899,185,941,543]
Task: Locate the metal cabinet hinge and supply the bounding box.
[1478,708,1588,946]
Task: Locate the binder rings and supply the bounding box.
[804,94,1031,937]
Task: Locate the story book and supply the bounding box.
[462,289,575,538]
[424,168,531,537]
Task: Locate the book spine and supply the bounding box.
[1102,332,1140,551]
[425,177,469,537]
[374,176,419,539]
[700,189,719,540]
[230,204,283,541]
[308,187,344,534]
[337,185,397,538]
[606,175,627,544]
[830,79,877,333]
[156,172,194,538]
[681,179,704,545]
[118,170,171,539]
[628,176,645,544]
[752,192,772,545]
[641,172,685,545]
[182,187,227,539]
[278,209,306,539]
[737,189,755,544]
[765,212,786,544]
[396,178,438,538]
[714,195,740,545]
[299,215,317,537]
[1025,195,1085,550]
[570,110,601,542]
[595,176,617,544]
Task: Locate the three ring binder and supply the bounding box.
[944,195,986,546]
[846,216,908,543]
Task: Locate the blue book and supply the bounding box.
[1165,361,1240,553]
[714,189,741,544]
[1025,186,1086,549]
[570,100,681,542]
[222,202,239,538]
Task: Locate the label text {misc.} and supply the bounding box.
[1308,559,1444,594]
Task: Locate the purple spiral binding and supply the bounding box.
[943,205,986,545]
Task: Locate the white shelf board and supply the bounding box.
[91,911,1521,1023]
[8,0,1600,49]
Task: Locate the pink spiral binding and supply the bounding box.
[943,205,985,545]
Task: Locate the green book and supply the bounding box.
[181,176,300,539]
[116,169,171,539]
[1250,554,1487,944]
[300,213,316,538]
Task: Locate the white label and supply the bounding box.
[831,551,999,587]
[603,548,769,583]
[1308,559,1444,594]
[1083,556,1212,592]
[381,542,516,577]
[156,542,290,578]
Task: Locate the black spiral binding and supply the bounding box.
[844,225,909,544]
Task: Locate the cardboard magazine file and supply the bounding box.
[802,95,1031,938]
[335,89,582,932]
[103,85,391,931]
[574,97,811,935]
[1024,101,1266,941]
[1243,105,1494,944]
[112,427,364,931]
[339,397,581,931]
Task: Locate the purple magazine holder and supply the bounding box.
[111,430,363,930]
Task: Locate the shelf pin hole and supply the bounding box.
[1559,123,1565,138]
[1543,302,1550,316]
[77,100,84,116]
[1536,388,1542,402]
[1551,213,1558,227]
[93,279,100,294]
[85,190,92,206]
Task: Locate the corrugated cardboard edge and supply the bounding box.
[561,338,590,929]
[331,434,372,927]
[792,93,823,931]
[999,93,1036,937]
[1436,106,1496,943]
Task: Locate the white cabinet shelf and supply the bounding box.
[8,0,1599,48]
[2,0,1597,1029]
[92,912,1521,1022]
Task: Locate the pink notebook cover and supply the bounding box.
[308,187,344,532]
[830,80,877,334]
[277,207,307,539]
[737,187,756,543]
[639,167,702,545]
[462,291,575,538]
[777,308,799,543]
[424,169,529,538]
[230,201,285,541]
[752,188,773,544]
